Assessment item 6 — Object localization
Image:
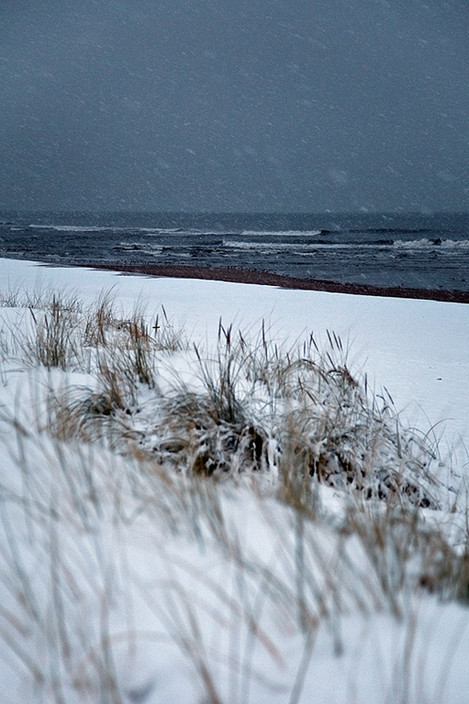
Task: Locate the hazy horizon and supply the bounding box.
[2,208,468,217]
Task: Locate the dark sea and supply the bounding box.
[1,211,468,291]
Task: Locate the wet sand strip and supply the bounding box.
[68,262,469,304]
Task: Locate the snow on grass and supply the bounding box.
[0,258,469,703]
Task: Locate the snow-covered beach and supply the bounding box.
[3,257,468,448]
[2,0,468,698]
[1,257,468,703]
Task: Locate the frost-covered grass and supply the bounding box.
[1,286,469,703]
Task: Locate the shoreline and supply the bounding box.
[66,261,469,304]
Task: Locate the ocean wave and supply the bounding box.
[224,240,390,251]
[440,239,469,248]
[240,230,323,237]
[223,238,469,253]
[349,227,439,235]
[223,241,319,251]
[113,242,164,254]
[393,238,469,249]
[29,224,120,232]
[28,224,175,235]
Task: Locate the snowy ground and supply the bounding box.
[3,258,468,448]
[1,257,468,703]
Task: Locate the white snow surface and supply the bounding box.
[3,257,467,450]
[1,257,469,704]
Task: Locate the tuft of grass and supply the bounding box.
[16,295,441,511]
[152,305,187,352]
[83,289,116,348]
[122,312,157,388]
[25,295,81,370]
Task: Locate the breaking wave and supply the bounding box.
[240,230,323,237]
[393,238,469,249]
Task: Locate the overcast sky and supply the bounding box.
[1,0,468,212]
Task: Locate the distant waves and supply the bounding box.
[0,213,468,292]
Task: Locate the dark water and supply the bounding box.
[1,211,468,291]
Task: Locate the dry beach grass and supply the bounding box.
[0,287,468,703]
